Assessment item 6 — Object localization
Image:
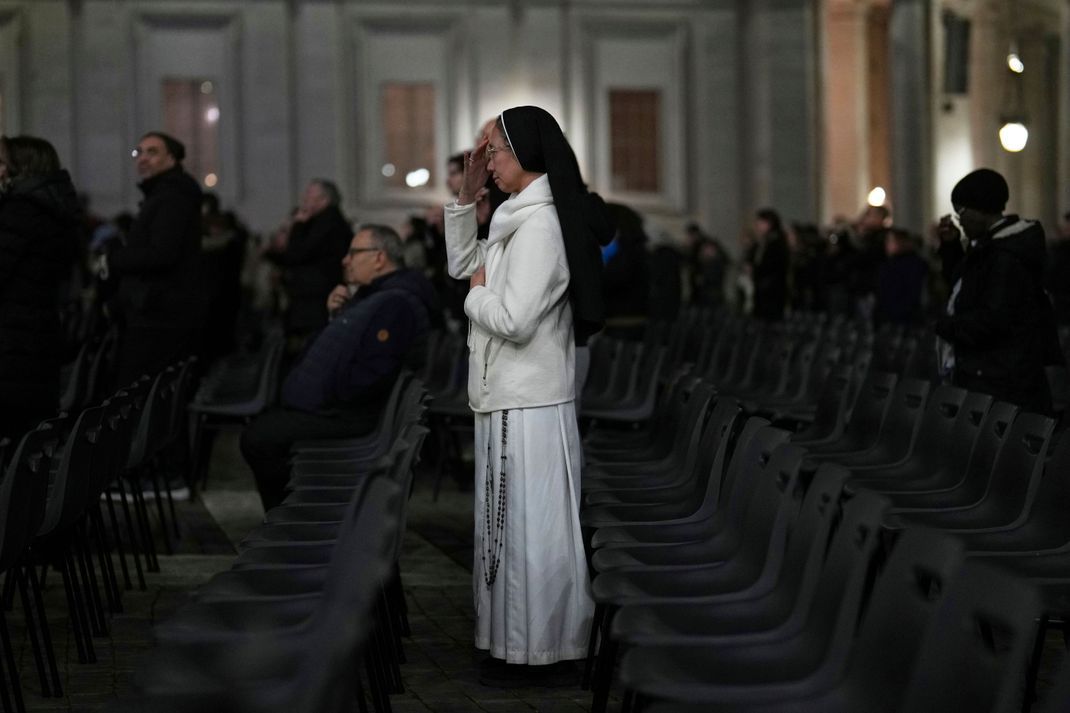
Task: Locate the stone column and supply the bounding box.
[888,0,932,233]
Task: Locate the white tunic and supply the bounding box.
[443,176,594,664]
[473,403,592,663]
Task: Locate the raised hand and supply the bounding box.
[459,135,490,206]
[326,284,350,316]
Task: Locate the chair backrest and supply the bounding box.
[872,377,931,460]
[689,397,743,509]
[425,330,463,397]
[627,346,666,412]
[768,464,852,624]
[967,411,1054,527]
[126,367,180,469]
[1014,428,1070,549]
[724,442,810,590]
[714,420,792,535]
[898,561,1041,713]
[251,337,285,412]
[791,364,853,443]
[0,429,52,572]
[835,370,898,452]
[664,382,717,473]
[715,321,765,390]
[298,476,404,712]
[602,340,641,403]
[948,400,1019,504]
[842,528,966,703]
[798,490,890,680]
[583,336,620,402]
[906,384,969,467]
[37,405,106,538]
[939,390,995,474]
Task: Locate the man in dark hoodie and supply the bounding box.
[241,224,441,510]
[108,131,204,386]
[935,168,1060,414]
[0,135,79,441]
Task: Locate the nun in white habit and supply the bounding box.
[444,106,613,678]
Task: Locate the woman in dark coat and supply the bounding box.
[748,208,790,321]
[0,135,79,441]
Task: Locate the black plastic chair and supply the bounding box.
[583,414,763,545]
[127,476,404,713]
[613,491,892,710]
[806,377,929,469]
[876,400,1018,510]
[843,385,977,492]
[608,464,852,651]
[0,429,52,713]
[885,411,1053,531]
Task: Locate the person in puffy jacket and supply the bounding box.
[935,168,1061,414]
[0,135,79,441]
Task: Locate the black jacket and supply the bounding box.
[751,231,789,321]
[268,205,351,334]
[935,216,1060,414]
[0,170,79,433]
[109,166,204,329]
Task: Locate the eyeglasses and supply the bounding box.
[485,143,512,161]
[347,247,381,257]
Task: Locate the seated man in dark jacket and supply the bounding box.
[241,224,441,510]
[935,168,1061,414]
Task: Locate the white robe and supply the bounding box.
[473,402,594,664]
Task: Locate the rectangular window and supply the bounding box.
[161,78,221,189]
[380,82,436,190]
[609,89,660,193]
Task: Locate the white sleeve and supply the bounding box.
[444,200,482,279]
[464,219,569,344]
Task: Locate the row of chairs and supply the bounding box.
[106,373,430,713]
[577,313,1070,712]
[0,356,198,713]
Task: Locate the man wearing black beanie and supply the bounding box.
[934,168,1061,414]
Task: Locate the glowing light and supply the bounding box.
[131,149,138,158]
[204,173,218,187]
[999,122,1029,152]
[405,168,430,188]
[381,163,396,178]
[867,187,887,207]
[205,106,220,123]
[1007,53,1024,73]
[200,81,214,94]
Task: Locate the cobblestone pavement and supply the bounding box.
[10,432,1067,711]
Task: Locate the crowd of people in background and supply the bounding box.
[4,125,1070,448]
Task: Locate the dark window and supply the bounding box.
[609,89,660,193]
[380,82,436,190]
